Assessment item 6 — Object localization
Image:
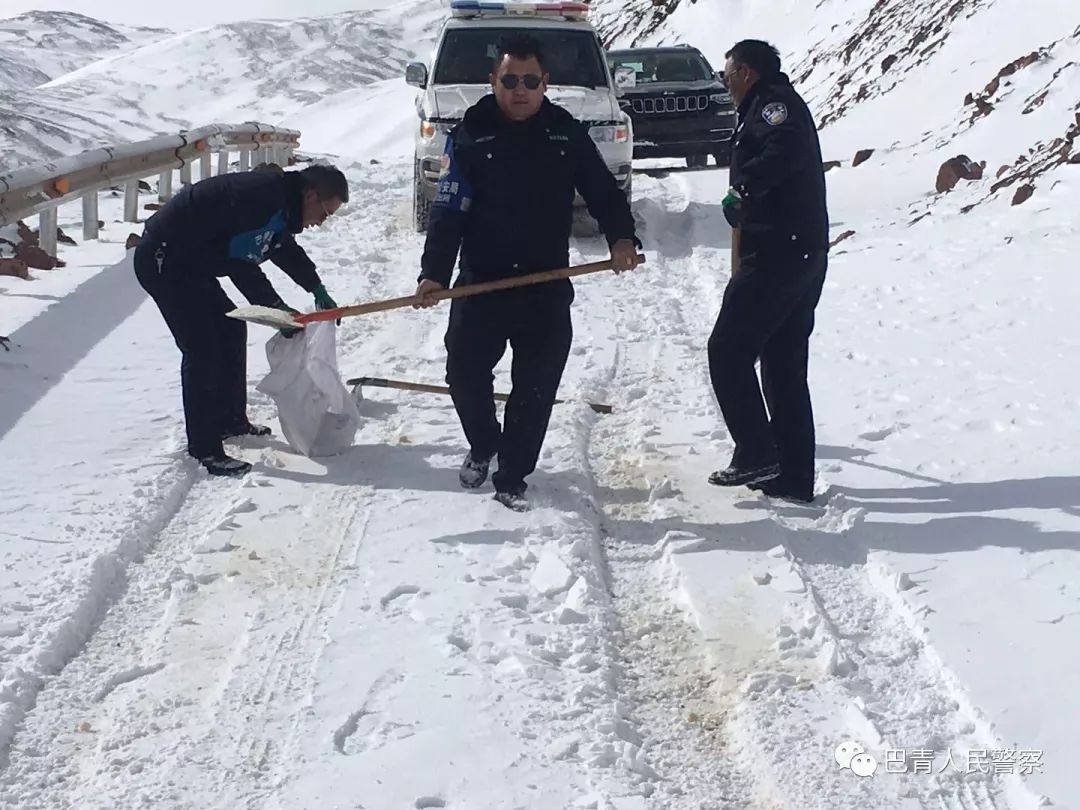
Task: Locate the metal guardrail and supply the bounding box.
[0,122,301,257]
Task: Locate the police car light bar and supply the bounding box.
[450,1,590,20]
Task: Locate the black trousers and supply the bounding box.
[708,247,827,491]
[134,240,248,459]
[445,281,573,494]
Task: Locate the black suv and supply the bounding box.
[607,45,737,168]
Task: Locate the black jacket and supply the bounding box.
[142,170,321,307]
[730,72,829,255]
[421,95,638,287]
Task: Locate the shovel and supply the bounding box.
[349,376,613,415]
[226,255,646,330]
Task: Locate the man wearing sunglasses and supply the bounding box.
[707,40,829,504]
[133,163,348,477]
[415,33,640,512]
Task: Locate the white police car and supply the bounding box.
[405,0,635,232]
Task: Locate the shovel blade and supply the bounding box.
[227,305,302,330]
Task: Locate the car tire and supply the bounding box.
[413,160,431,233]
[686,154,708,169]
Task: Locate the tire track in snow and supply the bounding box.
[0,455,198,773]
[583,170,1041,809]
[578,173,764,808]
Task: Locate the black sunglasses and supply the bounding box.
[499,73,543,90]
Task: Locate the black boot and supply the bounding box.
[199,453,252,477]
[755,477,815,504]
[222,421,272,439]
[459,451,494,489]
[708,460,780,487]
[494,488,528,512]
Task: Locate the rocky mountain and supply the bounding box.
[0,5,432,168]
[0,11,169,92]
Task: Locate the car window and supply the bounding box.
[607,52,714,84]
[434,28,608,88]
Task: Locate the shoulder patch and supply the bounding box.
[762,102,788,126]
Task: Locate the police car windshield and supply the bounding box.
[608,52,713,84]
[433,28,608,88]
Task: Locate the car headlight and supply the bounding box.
[710,92,732,105]
[420,120,453,142]
[589,124,630,144]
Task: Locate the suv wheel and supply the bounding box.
[413,160,431,233]
[686,154,708,169]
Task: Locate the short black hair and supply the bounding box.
[300,164,349,204]
[725,39,782,77]
[493,33,545,72]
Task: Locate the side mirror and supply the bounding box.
[613,66,637,91]
[405,62,428,89]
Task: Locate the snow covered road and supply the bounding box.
[1,144,1078,809]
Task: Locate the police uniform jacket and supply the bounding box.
[142,170,321,307]
[729,72,829,257]
[420,95,638,288]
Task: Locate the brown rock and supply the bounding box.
[935,154,984,193]
[0,257,30,279]
[974,98,994,118]
[15,243,60,270]
[963,92,974,106]
[138,180,152,193]
[960,203,977,214]
[1023,91,1048,114]
[881,54,898,73]
[57,227,77,247]
[16,220,37,247]
[996,165,1010,178]
[829,229,855,248]
[125,233,142,250]
[1012,184,1034,206]
[910,211,932,225]
[144,203,164,211]
[852,149,875,167]
[983,76,1000,96]
[822,160,842,173]
[1069,152,1080,164]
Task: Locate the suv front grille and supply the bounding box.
[631,95,710,114]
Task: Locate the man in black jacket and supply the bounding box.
[416,34,640,512]
[133,163,348,477]
[707,40,829,504]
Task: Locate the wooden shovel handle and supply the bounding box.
[296,255,645,325]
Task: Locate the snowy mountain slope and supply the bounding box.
[596,0,1079,213]
[0,10,169,92]
[0,1,442,168]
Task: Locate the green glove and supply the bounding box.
[313,284,337,311]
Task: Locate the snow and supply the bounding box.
[2,0,1080,808]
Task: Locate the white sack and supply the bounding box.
[256,321,360,457]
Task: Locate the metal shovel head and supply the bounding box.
[227,305,302,329]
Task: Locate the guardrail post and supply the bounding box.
[179,161,192,186]
[200,152,212,182]
[124,179,140,223]
[158,169,172,201]
[39,207,58,257]
[239,150,251,172]
[217,150,229,176]
[82,193,99,240]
